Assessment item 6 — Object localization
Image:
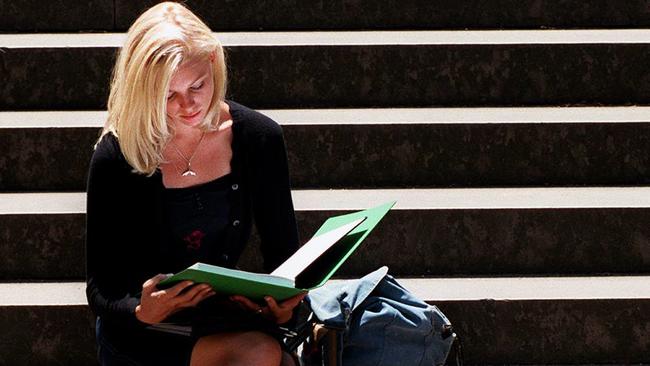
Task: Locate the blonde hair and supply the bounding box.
[101,1,227,175]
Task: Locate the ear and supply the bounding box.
[209,51,216,63]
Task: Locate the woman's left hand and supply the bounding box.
[231,293,307,324]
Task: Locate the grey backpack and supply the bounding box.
[305,266,461,366]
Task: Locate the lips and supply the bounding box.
[181,110,201,120]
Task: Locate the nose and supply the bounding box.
[176,93,195,110]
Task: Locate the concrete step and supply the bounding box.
[2,188,650,280]
[1,31,649,109]
[2,277,649,365]
[0,0,114,33]
[2,107,650,191]
[2,0,649,32]
[117,0,650,32]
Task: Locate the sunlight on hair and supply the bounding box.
[100,1,227,176]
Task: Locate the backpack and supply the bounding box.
[305,266,461,366]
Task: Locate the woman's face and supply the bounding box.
[166,57,214,128]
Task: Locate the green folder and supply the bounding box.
[159,201,396,301]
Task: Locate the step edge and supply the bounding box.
[2,107,650,128]
[3,187,650,214]
[2,29,650,48]
[3,276,650,305]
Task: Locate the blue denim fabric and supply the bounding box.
[306,267,455,366]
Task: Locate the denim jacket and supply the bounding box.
[306,267,455,366]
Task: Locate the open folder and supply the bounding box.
[158,201,395,302]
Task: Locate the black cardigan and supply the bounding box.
[85,100,300,327]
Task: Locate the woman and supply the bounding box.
[86,2,304,365]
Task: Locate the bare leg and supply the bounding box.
[190,331,282,366]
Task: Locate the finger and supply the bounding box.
[279,293,307,310]
[264,296,281,313]
[165,287,209,314]
[194,288,216,306]
[181,287,215,308]
[265,296,291,321]
[146,273,168,285]
[264,296,297,324]
[175,284,211,304]
[150,281,193,299]
[166,280,196,297]
[229,296,250,311]
[142,274,169,296]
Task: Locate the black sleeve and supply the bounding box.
[85,135,140,321]
[247,116,300,273]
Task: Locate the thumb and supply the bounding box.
[280,292,307,310]
[142,273,170,295]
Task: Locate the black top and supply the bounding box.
[163,173,232,269]
[85,100,300,332]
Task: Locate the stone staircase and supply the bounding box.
[1,1,650,365]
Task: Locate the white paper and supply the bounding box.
[270,218,365,280]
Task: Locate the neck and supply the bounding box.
[170,124,205,145]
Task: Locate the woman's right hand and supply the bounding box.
[135,274,216,325]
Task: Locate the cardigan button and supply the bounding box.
[231,183,239,191]
[232,220,240,227]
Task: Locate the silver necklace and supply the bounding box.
[169,132,206,177]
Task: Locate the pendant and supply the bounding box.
[181,169,197,177]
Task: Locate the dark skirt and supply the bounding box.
[95,298,287,366]
[97,316,196,366]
